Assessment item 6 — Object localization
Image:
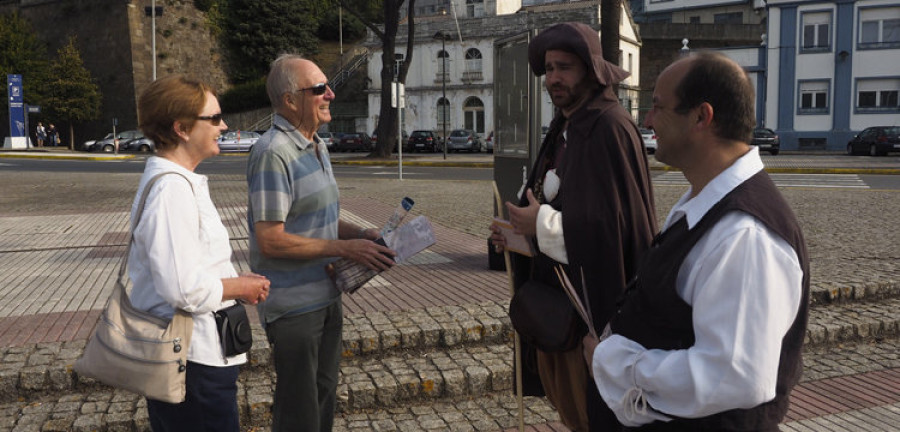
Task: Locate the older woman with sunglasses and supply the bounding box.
[131,75,270,431]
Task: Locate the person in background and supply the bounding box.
[583,52,809,431]
[490,22,657,431]
[47,124,58,146]
[132,75,270,431]
[35,122,46,147]
[246,54,396,432]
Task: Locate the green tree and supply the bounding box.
[0,12,51,137]
[44,36,101,150]
[223,0,323,83]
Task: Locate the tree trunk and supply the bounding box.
[338,0,415,158]
[68,123,74,150]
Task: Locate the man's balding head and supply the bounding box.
[670,52,756,143]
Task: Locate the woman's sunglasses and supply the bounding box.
[297,83,330,96]
[196,113,224,126]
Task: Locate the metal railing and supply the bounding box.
[330,49,369,90]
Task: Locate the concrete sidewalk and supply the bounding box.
[0,159,897,431]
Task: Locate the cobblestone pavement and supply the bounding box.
[0,153,897,431]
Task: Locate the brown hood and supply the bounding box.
[528,22,630,86]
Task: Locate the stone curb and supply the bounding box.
[1,293,898,408]
[0,152,134,161]
[811,279,899,305]
[2,337,898,432]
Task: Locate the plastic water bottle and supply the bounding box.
[380,197,415,237]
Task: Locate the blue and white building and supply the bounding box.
[765,0,900,151]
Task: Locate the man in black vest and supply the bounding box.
[582,52,810,431]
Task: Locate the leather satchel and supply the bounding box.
[214,302,252,357]
[74,172,194,404]
[509,280,585,352]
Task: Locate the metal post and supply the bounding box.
[395,56,403,180]
[441,35,448,160]
[397,78,403,180]
[151,0,156,81]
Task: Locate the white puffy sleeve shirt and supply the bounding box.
[128,156,246,367]
[591,148,803,426]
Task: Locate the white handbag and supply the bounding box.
[75,172,194,403]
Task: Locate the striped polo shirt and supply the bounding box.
[246,114,340,325]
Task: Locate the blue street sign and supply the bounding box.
[7,74,25,138]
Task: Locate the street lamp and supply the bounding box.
[433,30,452,160]
[395,53,404,179]
[144,2,164,80]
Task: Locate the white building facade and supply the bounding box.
[365,1,643,140]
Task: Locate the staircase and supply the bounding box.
[0,281,897,431]
[329,48,369,91]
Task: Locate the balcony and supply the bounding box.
[434,72,449,84]
[461,71,483,82]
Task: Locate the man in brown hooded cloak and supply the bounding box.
[492,22,657,431]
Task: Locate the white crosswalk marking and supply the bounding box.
[653,172,870,189]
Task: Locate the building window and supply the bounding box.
[858,7,900,49]
[798,80,830,114]
[689,16,701,24]
[465,48,482,72]
[463,48,483,81]
[714,12,743,24]
[627,53,633,72]
[856,78,900,112]
[463,97,485,134]
[466,0,484,18]
[437,97,450,129]
[801,11,832,52]
[435,49,450,83]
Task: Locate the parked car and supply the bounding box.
[846,126,900,156]
[639,128,657,155]
[446,129,482,153]
[317,131,336,150]
[406,130,440,153]
[336,132,373,152]
[751,127,780,155]
[217,130,260,152]
[485,131,494,153]
[83,130,145,153]
[119,136,156,153]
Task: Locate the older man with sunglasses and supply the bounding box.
[246,54,396,432]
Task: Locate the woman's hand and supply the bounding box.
[223,273,270,305]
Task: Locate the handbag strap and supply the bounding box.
[116,171,195,314]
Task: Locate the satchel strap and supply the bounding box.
[117,171,195,318]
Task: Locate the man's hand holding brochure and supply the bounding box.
[331,198,436,294]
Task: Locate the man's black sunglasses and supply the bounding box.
[297,83,330,96]
[196,113,224,126]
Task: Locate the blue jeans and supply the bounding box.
[267,300,343,432]
[146,361,240,432]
